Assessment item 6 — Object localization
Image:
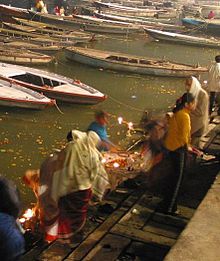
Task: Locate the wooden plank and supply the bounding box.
[125,241,170,261]
[178,205,195,220]
[118,195,160,229]
[82,234,130,261]
[38,241,73,261]
[66,192,142,260]
[152,212,188,229]
[111,223,175,247]
[21,241,49,261]
[143,220,182,239]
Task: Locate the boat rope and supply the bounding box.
[108,95,144,112]
[53,100,64,114]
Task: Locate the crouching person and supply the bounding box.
[24,131,110,243]
[0,176,25,260]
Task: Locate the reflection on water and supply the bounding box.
[0,35,218,206]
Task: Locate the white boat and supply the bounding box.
[145,28,220,48]
[0,63,106,104]
[0,80,53,109]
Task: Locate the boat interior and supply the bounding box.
[106,55,167,65]
[11,73,63,88]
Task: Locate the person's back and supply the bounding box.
[165,108,191,151]
[208,61,220,92]
[0,177,25,260]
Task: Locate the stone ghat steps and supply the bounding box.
[21,116,220,261]
[21,188,194,261]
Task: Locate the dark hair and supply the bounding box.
[0,177,21,218]
[215,55,220,63]
[95,110,108,119]
[173,92,195,113]
[66,130,73,142]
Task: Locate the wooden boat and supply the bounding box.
[14,17,95,38]
[145,28,220,48]
[0,27,78,46]
[182,18,220,35]
[0,41,61,54]
[2,22,90,43]
[94,11,184,31]
[83,6,175,24]
[93,1,167,17]
[64,47,207,77]
[0,79,53,110]
[0,4,29,22]
[0,63,106,104]
[28,11,140,35]
[0,47,54,65]
[72,14,134,26]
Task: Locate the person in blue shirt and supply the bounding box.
[87,110,115,151]
[0,176,25,260]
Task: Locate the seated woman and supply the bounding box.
[158,93,195,215]
[24,131,110,242]
[0,177,25,260]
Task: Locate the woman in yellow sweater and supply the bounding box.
[159,92,195,215]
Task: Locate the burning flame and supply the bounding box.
[128,122,133,130]
[19,218,26,224]
[23,208,34,220]
[101,158,107,164]
[118,117,123,124]
[113,162,120,168]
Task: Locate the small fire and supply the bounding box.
[23,208,34,219]
[19,218,26,224]
[101,158,107,164]
[113,162,120,168]
[118,117,123,124]
[128,122,133,130]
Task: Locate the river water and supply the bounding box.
[0,33,219,206]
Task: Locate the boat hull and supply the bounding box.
[0,75,106,105]
[182,18,220,36]
[145,29,220,48]
[0,54,54,65]
[29,11,140,35]
[64,48,206,78]
[0,98,50,110]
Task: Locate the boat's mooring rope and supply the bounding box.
[108,95,144,112]
[53,100,64,114]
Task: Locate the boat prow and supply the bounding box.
[0,79,54,110]
[0,63,106,104]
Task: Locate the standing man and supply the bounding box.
[208,55,220,115]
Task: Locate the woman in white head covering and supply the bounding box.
[33,130,110,242]
[185,76,209,148]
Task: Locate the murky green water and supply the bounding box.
[0,34,219,206]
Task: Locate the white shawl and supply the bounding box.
[51,130,110,202]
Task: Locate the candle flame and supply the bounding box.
[23,208,34,219]
[128,122,133,130]
[118,117,123,124]
[113,162,120,168]
[101,158,107,164]
[19,218,26,223]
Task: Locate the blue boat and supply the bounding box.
[182,18,220,35]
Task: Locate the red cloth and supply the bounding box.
[45,188,92,241]
[208,11,215,19]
